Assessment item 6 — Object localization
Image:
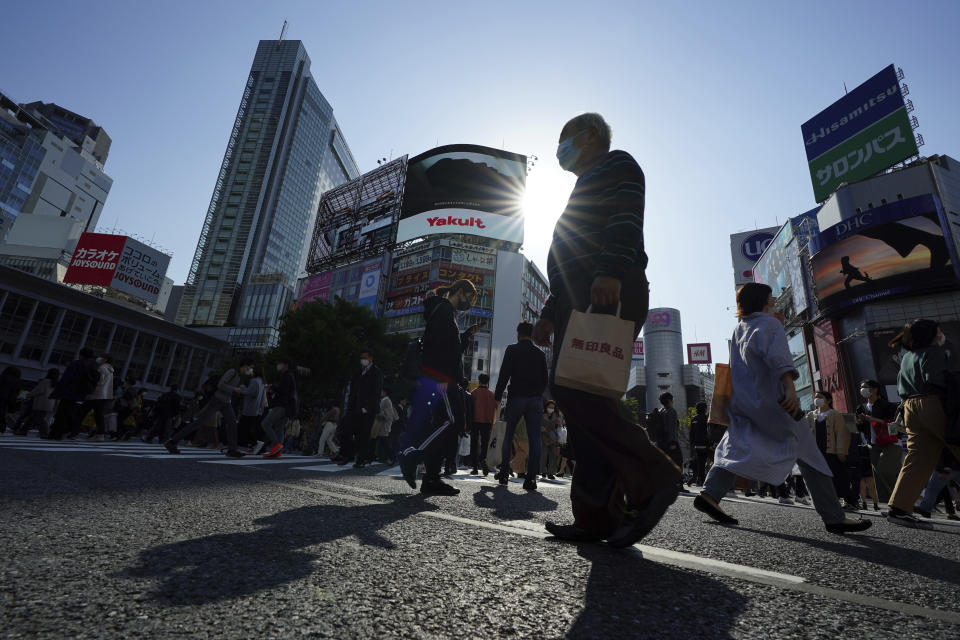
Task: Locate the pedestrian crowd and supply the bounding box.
[4,112,960,547]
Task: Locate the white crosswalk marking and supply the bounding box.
[0,433,574,489]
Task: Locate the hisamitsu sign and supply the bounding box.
[801,64,918,202]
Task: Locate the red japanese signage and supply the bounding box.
[64,233,126,286]
[569,338,626,360]
[633,340,644,357]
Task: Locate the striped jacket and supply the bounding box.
[540,150,646,322]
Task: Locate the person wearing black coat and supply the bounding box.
[398,279,479,495]
[49,348,99,439]
[689,402,710,486]
[336,350,383,466]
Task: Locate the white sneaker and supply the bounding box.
[779,496,794,505]
[251,440,265,455]
[797,497,811,505]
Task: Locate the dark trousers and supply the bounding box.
[692,447,710,485]
[470,421,492,470]
[50,400,83,439]
[548,277,681,535]
[92,399,112,435]
[238,414,260,447]
[350,412,376,463]
[398,375,465,483]
[146,414,174,443]
[169,397,239,452]
[825,453,856,502]
[501,397,543,478]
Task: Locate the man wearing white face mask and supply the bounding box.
[259,356,298,458]
[338,350,383,467]
[533,112,682,546]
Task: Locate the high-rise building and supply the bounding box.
[20,101,112,168]
[0,90,113,278]
[177,40,359,349]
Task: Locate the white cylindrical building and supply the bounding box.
[643,308,686,415]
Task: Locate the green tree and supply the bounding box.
[620,396,640,423]
[274,298,410,412]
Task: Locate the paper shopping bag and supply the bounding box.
[708,363,732,427]
[555,307,634,399]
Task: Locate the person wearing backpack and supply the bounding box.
[49,348,99,439]
[398,279,478,495]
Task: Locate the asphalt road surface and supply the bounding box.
[2,434,959,639]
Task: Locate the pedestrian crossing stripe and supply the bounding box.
[0,434,574,488]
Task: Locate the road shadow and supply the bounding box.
[566,545,746,639]
[120,494,437,605]
[473,484,559,520]
[737,526,960,587]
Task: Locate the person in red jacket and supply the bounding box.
[470,373,498,476]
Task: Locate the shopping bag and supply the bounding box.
[708,363,732,427]
[486,419,507,467]
[554,306,634,399]
[458,434,471,457]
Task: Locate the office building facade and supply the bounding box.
[177,40,359,349]
[0,91,112,267]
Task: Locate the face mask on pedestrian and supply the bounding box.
[937,333,947,347]
[556,130,585,171]
[547,407,555,414]
[360,359,370,368]
[814,397,825,409]
[860,387,872,399]
[96,357,104,365]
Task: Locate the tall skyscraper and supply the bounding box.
[177,39,359,349]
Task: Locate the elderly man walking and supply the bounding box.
[533,113,681,547]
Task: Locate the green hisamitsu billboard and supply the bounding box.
[807,108,918,202]
[802,65,919,202]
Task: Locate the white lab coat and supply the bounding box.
[712,313,832,485]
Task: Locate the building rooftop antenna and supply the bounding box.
[279,20,288,40]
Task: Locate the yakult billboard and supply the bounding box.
[64,233,171,304]
[397,144,526,244]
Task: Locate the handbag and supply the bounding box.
[486,419,507,467]
[458,434,471,457]
[708,363,732,427]
[555,305,634,399]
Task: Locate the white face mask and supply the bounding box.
[360,359,370,368]
[547,408,555,414]
[96,358,104,365]
[937,333,947,347]
[814,397,825,409]
[860,387,872,399]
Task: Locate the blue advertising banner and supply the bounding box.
[801,64,904,162]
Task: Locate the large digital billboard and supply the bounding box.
[810,195,958,314]
[397,144,525,244]
[752,209,819,315]
[802,65,918,202]
[64,233,171,304]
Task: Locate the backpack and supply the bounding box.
[400,304,443,381]
[645,408,666,443]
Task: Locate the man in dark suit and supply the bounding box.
[338,349,383,467]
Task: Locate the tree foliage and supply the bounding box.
[274,299,411,411]
[620,396,640,423]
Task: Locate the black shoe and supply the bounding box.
[471,468,479,475]
[523,478,537,492]
[693,494,738,525]
[443,467,456,477]
[495,469,509,486]
[399,456,417,489]
[914,508,932,519]
[825,518,873,535]
[421,479,460,496]
[225,449,245,458]
[886,508,933,529]
[607,485,680,548]
[164,440,180,455]
[481,462,489,476]
[548,474,556,480]
[545,521,604,543]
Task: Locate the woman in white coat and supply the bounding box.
[693,283,870,535]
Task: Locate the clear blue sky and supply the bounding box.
[2,0,959,363]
